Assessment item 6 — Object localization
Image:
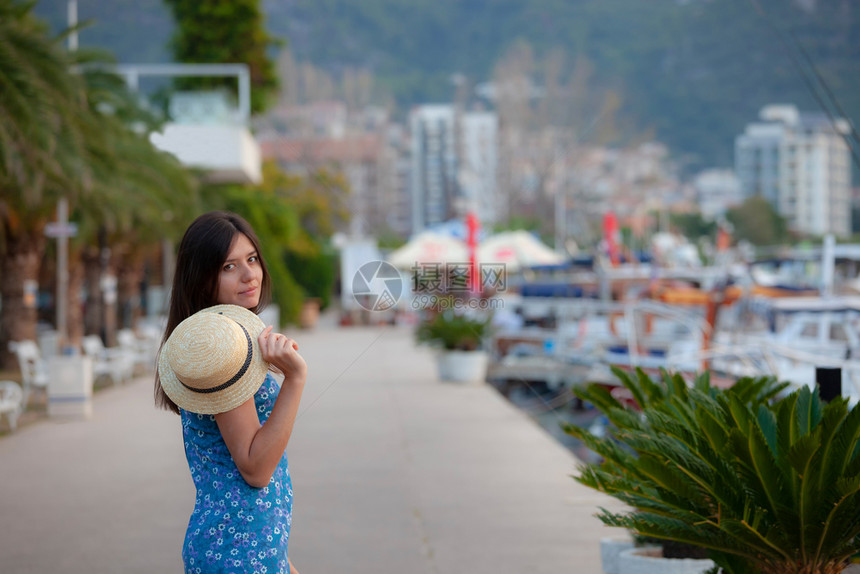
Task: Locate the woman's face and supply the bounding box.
[216,233,263,309]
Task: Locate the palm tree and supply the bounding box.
[0,1,93,367]
[69,60,198,345]
[0,2,197,365]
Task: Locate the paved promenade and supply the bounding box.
[0,319,624,573]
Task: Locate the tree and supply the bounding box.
[670,211,717,241]
[164,0,281,114]
[493,42,627,242]
[0,2,197,366]
[203,161,349,323]
[725,196,789,246]
[492,216,541,234]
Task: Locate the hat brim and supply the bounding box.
[159,304,270,415]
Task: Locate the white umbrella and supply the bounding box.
[477,230,565,272]
[387,231,469,269]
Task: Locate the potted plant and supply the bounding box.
[564,367,860,573]
[299,297,321,329]
[415,310,491,383]
[581,370,773,574]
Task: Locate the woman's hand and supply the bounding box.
[258,326,307,382]
[216,326,307,488]
[288,558,300,574]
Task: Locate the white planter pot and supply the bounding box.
[618,547,714,574]
[436,350,488,383]
[601,538,635,574]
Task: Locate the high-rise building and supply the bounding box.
[460,112,499,225]
[410,106,458,232]
[380,124,413,239]
[735,105,852,236]
[409,105,498,233]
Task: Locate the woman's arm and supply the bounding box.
[215,327,307,488]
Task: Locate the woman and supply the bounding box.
[155,211,306,574]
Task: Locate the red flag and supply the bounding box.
[466,212,480,293]
[603,212,620,266]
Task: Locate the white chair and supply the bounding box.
[0,380,24,431]
[82,335,133,385]
[138,321,165,366]
[117,329,155,374]
[7,340,49,405]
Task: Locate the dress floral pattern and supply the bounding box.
[181,373,292,574]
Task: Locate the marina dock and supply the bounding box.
[0,318,624,573]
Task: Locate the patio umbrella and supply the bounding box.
[387,231,469,269]
[477,230,565,272]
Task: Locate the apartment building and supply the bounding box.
[736,105,852,236]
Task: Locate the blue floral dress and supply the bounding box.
[180,373,292,574]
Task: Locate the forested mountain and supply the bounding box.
[33,0,859,172]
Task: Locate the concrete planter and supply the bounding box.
[47,355,93,419]
[436,350,489,383]
[618,547,714,574]
[601,538,635,574]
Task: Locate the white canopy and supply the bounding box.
[477,230,564,272]
[387,231,469,269]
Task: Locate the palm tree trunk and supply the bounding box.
[0,232,45,370]
[66,250,85,350]
[117,251,144,331]
[102,254,118,348]
[83,245,102,339]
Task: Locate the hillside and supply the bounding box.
[33,0,860,173]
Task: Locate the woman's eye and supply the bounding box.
[249,256,258,263]
[223,264,235,271]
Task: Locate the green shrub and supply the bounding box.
[415,310,491,351]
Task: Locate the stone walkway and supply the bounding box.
[0,321,624,573]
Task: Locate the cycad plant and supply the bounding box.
[566,367,860,574]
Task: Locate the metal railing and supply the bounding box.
[111,63,252,124]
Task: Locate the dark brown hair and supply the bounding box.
[154,211,271,414]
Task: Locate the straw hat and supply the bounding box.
[159,304,269,415]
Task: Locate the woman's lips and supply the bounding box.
[240,287,257,296]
